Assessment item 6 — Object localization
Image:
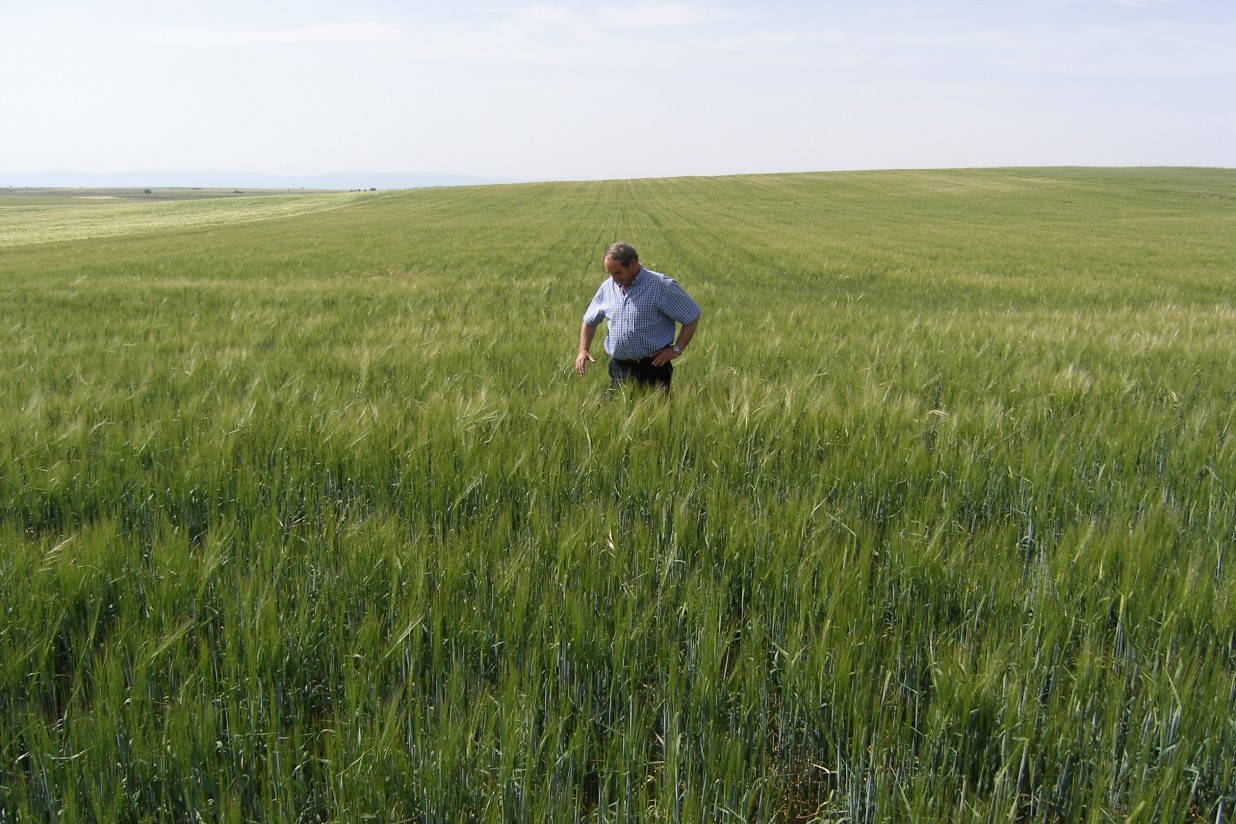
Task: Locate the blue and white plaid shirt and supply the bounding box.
[583,267,701,360]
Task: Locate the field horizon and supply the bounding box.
[2,166,1234,821]
[0,168,517,191]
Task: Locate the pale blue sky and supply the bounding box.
[4,0,1233,181]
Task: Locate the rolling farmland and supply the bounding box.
[1,168,1234,821]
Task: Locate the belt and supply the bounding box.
[614,345,673,366]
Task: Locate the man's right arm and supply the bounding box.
[575,323,597,376]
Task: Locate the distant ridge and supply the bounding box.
[0,170,520,190]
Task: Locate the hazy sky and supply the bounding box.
[4,0,1234,181]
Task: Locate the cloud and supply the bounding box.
[596,2,736,28]
[975,20,1236,78]
[145,2,1234,82]
[367,3,788,73]
[154,20,409,46]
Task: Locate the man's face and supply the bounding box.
[605,256,639,287]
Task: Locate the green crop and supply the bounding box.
[1,168,1234,822]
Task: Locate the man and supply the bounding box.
[575,242,701,391]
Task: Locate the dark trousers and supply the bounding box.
[609,357,673,392]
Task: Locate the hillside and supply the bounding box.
[2,168,1234,822]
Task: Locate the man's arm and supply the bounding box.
[651,314,700,367]
[575,323,598,376]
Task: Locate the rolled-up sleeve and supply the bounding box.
[658,279,701,324]
[582,286,607,326]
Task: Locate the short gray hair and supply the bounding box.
[605,242,639,266]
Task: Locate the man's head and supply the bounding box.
[604,242,640,287]
[605,242,639,267]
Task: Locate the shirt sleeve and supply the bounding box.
[582,284,607,327]
[658,278,701,324]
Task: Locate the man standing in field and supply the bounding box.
[575,242,701,392]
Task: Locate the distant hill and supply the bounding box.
[0,170,520,190]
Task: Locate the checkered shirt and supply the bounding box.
[582,267,701,360]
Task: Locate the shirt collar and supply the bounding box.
[622,266,645,291]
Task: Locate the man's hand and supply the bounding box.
[650,346,681,367]
[575,350,596,376]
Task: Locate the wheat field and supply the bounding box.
[1,168,1234,821]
